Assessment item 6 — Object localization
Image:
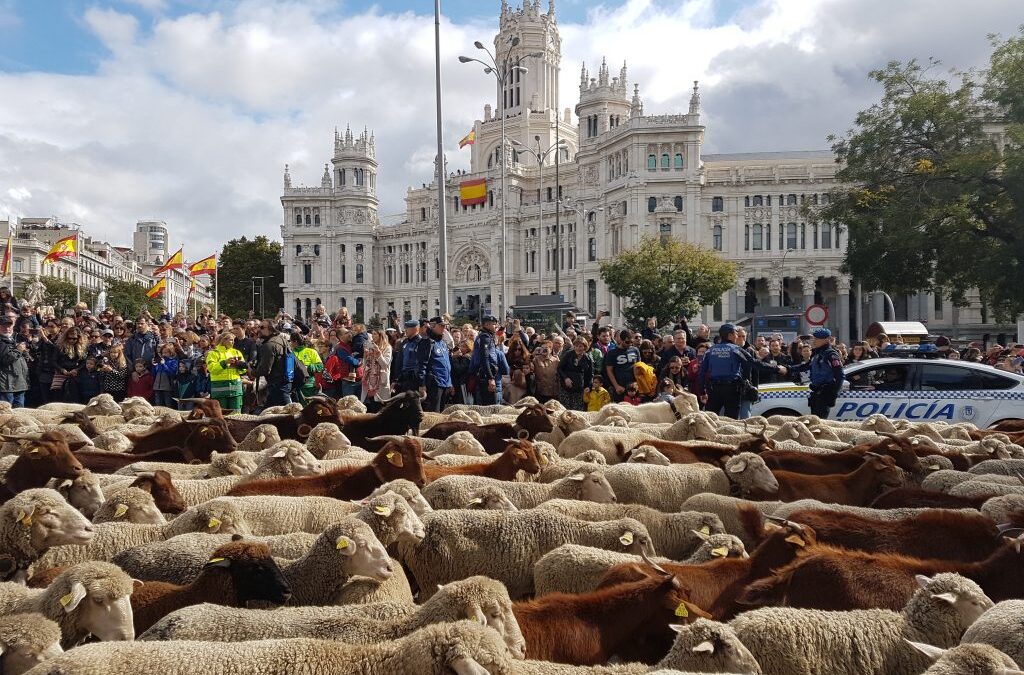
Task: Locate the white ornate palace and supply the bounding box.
[280,0,1011,344]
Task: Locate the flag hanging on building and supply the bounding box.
[146,277,167,299]
[153,248,183,276]
[458,129,476,148]
[188,254,217,276]
[42,234,77,264]
[0,231,11,278]
[459,178,487,206]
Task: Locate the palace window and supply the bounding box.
[713,225,723,251]
[661,153,670,169]
[674,196,683,212]
[647,154,656,170]
[648,197,657,213]
[752,224,763,251]
[674,153,683,169]
[588,237,597,262]
[356,264,363,283]
[711,196,724,212]
[659,222,672,244]
[787,223,797,250]
[303,264,312,284]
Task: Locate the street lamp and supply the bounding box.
[511,135,566,295]
[459,39,543,318]
[252,276,271,318]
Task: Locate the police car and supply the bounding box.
[750,344,1024,426]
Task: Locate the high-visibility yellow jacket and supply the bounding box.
[206,345,246,382]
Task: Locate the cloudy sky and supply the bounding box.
[0,0,1017,255]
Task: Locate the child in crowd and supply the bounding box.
[622,382,643,406]
[193,361,211,399]
[75,356,102,404]
[654,378,679,403]
[583,374,611,412]
[127,358,154,401]
[151,344,179,408]
[175,361,197,410]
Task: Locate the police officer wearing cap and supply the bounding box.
[419,316,453,412]
[700,323,785,419]
[789,327,845,419]
[470,315,505,405]
[396,319,427,393]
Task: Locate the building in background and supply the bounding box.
[0,217,213,314]
[279,0,1013,344]
[133,221,169,266]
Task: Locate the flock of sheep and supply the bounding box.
[2,389,1024,674]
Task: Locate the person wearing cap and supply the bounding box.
[700,323,786,419]
[396,319,429,394]
[418,317,453,412]
[788,327,845,419]
[470,315,505,405]
[0,315,29,407]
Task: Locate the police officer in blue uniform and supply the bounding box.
[700,323,786,419]
[419,316,453,412]
[397,319,428,393]
[789,327,845,419]
[470,315,505,405]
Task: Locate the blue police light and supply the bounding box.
[880,343,938,356]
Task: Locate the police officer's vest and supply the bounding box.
[428,337,452,387]
[707,342,744,381]
[809,347,842,388]
[401,337,423,375]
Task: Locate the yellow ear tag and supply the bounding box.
[17,511,31,527]
[784,534,806,547]
[386,451,404,467]
[540,456,549,466]
[336,538,350,550]
[114,504,129,518]
[699,525,711,535]
[317,408,328,417]
[207,557,225,563]
[674,602,689,618]
[207,517,221,530]
[373,505,392,517]
[711,546,728,558]
[199,427,212,437]
[59,593,74,607]
[619,531,634,546]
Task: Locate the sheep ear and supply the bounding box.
[728,459,747,473]
[914,574,931,590]
[132,579,145,589]
[59,479,74,489]
[467,604,487,627]
[372,505,393,517]
[668,624,686,634]
[59,581,87,612]
[335,536,356,555]
[114,504,129,518]
[690,529,710,541]
[450,657,488,675]
[905,640,945,662]
[691,640,715,654]
[14,506,35,527]
[271,449,288,458]
[227,464,245,476]
[567,473,586,482]
[930,592,957,605]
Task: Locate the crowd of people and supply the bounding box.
[0,290,1020,415]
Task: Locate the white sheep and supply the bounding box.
[0,561,135,647]
[233,424,282,454]
[91,430,133,453]
[0,488,95,583]
[31,620,521,675]
[534,499,724,559]
[651,619,763,674]
[49,470,105,519]
[626,446,672,466]
[119,397,154,421]
[463,485,520,511]
[909,642,1023,675]
[599,462,732,512]
[592,392,698,426]
[398,509,655,600]
[303,423,352,459]
[113,450,259,480]
[730,573,994,675]
[0,612,63,675]
[422,430,488,458]
[30,499,251,570]
[92,486,166,525]
[555,428,658,463]
[422,470,616,510]
[960,599,1024,667]
[81,393,121,416]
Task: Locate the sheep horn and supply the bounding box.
[764,514,806,533]
[184,418,214,425]
[640,549,670,576]
[175,398,210,404]
[863,451,884,459]
[367,435,404,443]
[996,523,1024,535]
[1,432,43,442]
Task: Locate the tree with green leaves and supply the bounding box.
[821,27,1024,321]
[38,277,95,310]
[599,237,736,329]
[217,236,284,319]
[103,278,163,319]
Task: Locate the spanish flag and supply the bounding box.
[188,254,217,276]
[0,232,11,278]
[42,234,77,264]
[153,248,183,276]
[458,129,476,149]
[187,276,197,298]
[146,277,167,299]
[459,178,487,206]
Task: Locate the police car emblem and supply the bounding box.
[960,405,977,421]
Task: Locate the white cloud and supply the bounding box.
[0,0,1018,256]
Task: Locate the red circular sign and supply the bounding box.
[804,304,829,326]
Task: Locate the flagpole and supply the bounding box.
[214,254,219,319]
[75,228,82,305]
[179,242,184,318]
[9,217,16,297]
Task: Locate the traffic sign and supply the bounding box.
[804,304,829,326]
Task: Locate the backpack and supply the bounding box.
[288,346,309,384]
[633,361,658,396]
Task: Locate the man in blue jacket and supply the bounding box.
[470,315,505,405]
[700,323,785,419]
[419,317,453,412]
[789,327,845,419]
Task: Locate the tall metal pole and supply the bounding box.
[9,217,15,297]
[433,0,449,316]
[500,105,507,319]
[554,103,560,297]
[214,254,219,319]
[76,228,82,305]
[537,138,544,294]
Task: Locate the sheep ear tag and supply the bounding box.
[619,531,634,546]
[15,510,31,527]
[114,504,129,518]
[207,517,221,530]
[674,602,689,618]
[373,505,392,517]
[784,534,806,547]
[206,557,230,568]
[335,536,355,554]
[60,582,87,612]
[699,525,711,535]
[316,406,329,417]
[386,452,404,468]
[711,546,729,558]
